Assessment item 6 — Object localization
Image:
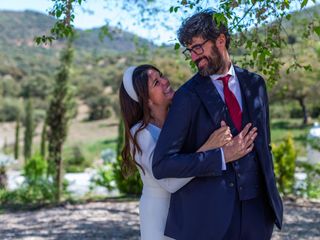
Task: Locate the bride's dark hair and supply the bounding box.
[119,64,161,177]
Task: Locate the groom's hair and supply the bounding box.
[177,9,230,49]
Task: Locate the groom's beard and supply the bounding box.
[196,45,225,76]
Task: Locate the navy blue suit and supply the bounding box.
[152,66,283,240]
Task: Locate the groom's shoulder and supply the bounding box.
[175,73,201,95]
[235,65,266,85]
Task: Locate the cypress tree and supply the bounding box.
[24,99,33,162]
[14,112,20,160]
[40,119,47,159]
[47,40,74,202]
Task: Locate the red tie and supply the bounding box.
[218,75,242,132]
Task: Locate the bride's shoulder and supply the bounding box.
[130,122,153,141]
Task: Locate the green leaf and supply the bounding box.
[174,43,180,50]
[169,6,174,13]
[252,50,258,60]
[301,0,308,9]
[314,26,320,37]
[246,40,252,49]
[285,14,291,20]
[56,9,62,18]
[174,6,180,12]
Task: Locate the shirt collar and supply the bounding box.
[210,64,235,81]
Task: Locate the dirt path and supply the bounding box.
[0,198,319,240]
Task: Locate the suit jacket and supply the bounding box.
[152,66,283,240]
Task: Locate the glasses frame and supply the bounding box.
[182,39,209,58]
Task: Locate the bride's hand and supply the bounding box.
[197,121,232,152]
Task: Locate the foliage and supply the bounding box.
[272,134,297,195]
[0,98,23,122]
[296,162,320,198]
[0,166,7,189]
[90,164,116,192]
[35,0,319,83]
[90,122,142,195]
[64,145,91,173]
[20,74,53,99]
[0,154,55,205]
[0,75,21,97]
[115,120,142,195]
[14,113,20,160]
[85,95,111,121]
[23,98,34,161]
[47,40,75,202]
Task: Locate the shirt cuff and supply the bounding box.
[220,148,226,170]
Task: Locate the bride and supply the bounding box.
[119,65,232,240]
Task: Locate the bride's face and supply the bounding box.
[147,69,175,108]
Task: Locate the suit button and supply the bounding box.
[239,186,243,190]
[229,182,234,187]
[237,173,241,178]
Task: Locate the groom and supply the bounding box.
[152,9,283,240]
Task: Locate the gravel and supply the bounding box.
[0,198,319,240]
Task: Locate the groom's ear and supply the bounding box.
[216,34,226,48]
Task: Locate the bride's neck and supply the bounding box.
[149,107,167,128]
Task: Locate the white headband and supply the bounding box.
[123,66,139,102]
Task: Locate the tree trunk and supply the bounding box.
[298,97,308,126]
[54,147,62,202]
[0,167,7,189]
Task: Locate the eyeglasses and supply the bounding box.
[182,39,209,59]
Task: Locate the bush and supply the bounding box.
[290,107,304,119]
[272,135,297,195]
[85,95,111,121]
[91,121,143,195]
[64,146,91,173]
[90,164,116,191]
[310,105,320,118]
[0,154,56,204]
[269,104,290,119]
[0,98,23,122]
[114,120,142,195]
[301,163,320,198]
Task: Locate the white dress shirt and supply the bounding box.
[209,64,243,170]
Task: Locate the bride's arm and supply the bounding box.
[135,128,193,193]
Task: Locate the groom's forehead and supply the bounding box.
[188,36,206,47]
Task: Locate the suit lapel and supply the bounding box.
[194,74,228,127]
[235,67,263,127]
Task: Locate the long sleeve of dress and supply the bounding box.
[132,126,193,193]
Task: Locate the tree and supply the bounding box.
[14,112,21,160]
[24,99,34,162]
[46,41,74,202]
[269,26,320,125]
[40,118,47,159]
[85,95,111,121]
[38,0,320,83]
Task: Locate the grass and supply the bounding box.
[270,118,313,156]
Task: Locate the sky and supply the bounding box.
[1,0,318,45]
[0,0,186,45]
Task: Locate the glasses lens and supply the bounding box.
[193,46,203,55]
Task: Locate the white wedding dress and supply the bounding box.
[130,123,193,240]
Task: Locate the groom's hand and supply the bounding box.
[222,123,257,163]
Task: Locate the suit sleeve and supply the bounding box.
[134,128,193,193]
[152,89,223,179]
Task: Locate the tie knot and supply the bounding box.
[218,74,231,86]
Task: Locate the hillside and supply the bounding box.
[0,10,153,52]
